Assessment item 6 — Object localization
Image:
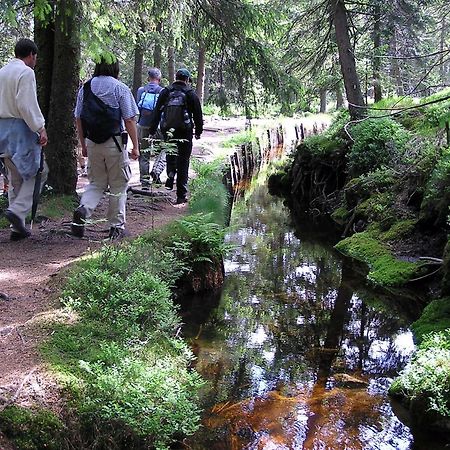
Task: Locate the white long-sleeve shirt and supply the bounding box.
[0,58,45,133]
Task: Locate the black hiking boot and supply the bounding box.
[71,206,87,238]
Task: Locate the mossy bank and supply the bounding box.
[269,90,450,435]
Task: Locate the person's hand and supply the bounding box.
[129,147,139,160]
[39,128,48,146]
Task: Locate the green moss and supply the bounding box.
[0,406,65,450]
[380,219,416,242]
[355,192,394,224]
[335,231,420,287]
[304,134,343,156]
[348,118,411,176]
[412,297,450,343]
[330,206,350,225]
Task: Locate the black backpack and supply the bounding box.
[80,79,121,144]
[159,87,192,134]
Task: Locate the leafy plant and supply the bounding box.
[347,118,410,176]
[189,158,230,225]
[391,330,450,417]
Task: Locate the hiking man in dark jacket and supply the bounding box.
[149,68,203,205]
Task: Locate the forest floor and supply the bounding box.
[0,116,245,448]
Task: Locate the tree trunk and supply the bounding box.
[132,44,144,99]
[168,46,175,83]
[331,0,365,119]
[390,30,403,96]
[440,17,447,85]
[319,88,327,113]
[336,82,344,109]
[373,2,382,102]
[44,0,80,195]
[196,46,206,105]
[34,1,55,123]
[153,22,162,68]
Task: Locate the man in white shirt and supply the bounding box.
[0,38,48,241]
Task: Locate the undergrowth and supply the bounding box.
[33,159,231,449]
[390,330,450,418]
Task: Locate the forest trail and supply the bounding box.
[0,117,244,439]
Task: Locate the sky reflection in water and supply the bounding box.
[182,184,435,449]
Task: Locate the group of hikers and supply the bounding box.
[0,38,204,242]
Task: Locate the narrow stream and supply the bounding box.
[181,173,445,449]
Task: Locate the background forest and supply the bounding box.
[0,0,449,194]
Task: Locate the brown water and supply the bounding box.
[181,179,446,450]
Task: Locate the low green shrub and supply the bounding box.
[420,146,450,226]
[35,154,233,447]
[421,88,450,129]
[189,158,229,225]
[390,330,450,418]
[222,129,256,148]
[348,118,410,176]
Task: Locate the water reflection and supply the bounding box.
[182,183,445,449]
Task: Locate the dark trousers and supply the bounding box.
[166,137,192,201]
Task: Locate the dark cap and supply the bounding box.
[176,68,191,80]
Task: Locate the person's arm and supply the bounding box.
[189,92,203,138]
[17,68,47,139]
[75,118,87,157]
[124,117,139,160]
[74,87,86,155]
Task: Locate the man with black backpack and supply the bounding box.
[72,57,139,240]
[149,68,203,205]
[136,68,163,188]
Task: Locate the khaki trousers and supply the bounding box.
[80,138,131,229]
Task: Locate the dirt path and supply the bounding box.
[0,118,244,433]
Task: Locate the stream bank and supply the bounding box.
[269,97,450,435]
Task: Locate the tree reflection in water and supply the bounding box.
[182,182,443,450]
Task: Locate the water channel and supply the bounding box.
[181,169,447,449]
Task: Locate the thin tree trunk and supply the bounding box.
[440,17,446,84]
[196,46,206,105]
[373,2,382,102]
[132,45,144,99]
[168,46,175,83]
[390,30,403,96]
[336,82,344,109]
[331,0,365,119]
[45,0,80,195]
[153,22,162,68]
[319,88,327,113]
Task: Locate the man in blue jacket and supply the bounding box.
[136,68,163,188]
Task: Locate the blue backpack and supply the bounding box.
[138,89,159,125]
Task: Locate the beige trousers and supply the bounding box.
[80,138,131,229]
